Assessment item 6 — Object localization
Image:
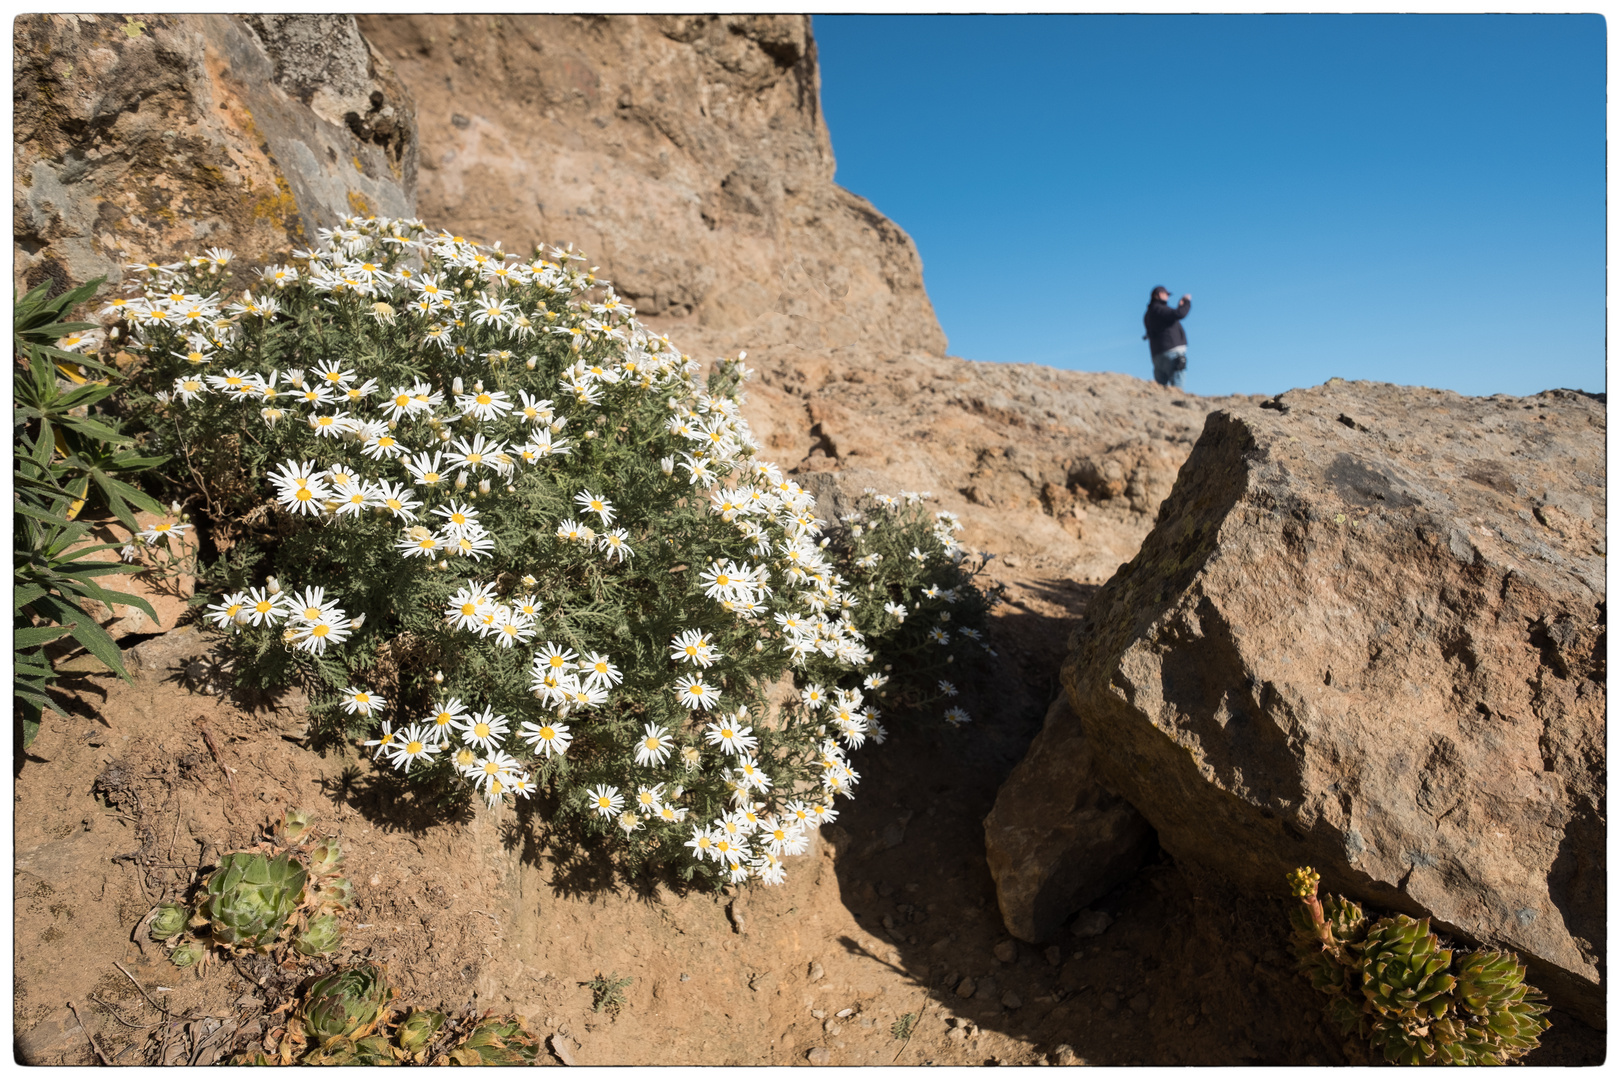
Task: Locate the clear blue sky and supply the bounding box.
[813,15,1606,399]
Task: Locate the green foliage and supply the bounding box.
[442,1016,542,1066]
[148,901,190,941]
[588,970,633,1015]
[144,811,359,972]
[12,276,171,748]
[1285,866,1550,1065]
[117,216,999,888]
[890,1012,917,1041]
[393,1010,448,1059]
[300,962,393,1046]
[200,850,309,950]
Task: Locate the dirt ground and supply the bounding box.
[13,551,1604,1066]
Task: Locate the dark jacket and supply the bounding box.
[1144,296,1191,356]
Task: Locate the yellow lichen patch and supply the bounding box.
[347,189,374,218]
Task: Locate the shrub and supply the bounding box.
[111,216,998,888]
[13,276,172,748]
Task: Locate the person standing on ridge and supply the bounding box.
[1143,286,1192,388]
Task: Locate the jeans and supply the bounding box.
[1152,346,1187,388]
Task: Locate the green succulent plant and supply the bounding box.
[200,850,308,950]
[300,963,393,1047]
[294,912,344,956]
[279,808,315,844]
[149,902,190,941]
[394,1009,448,1059]
[443,1016,542,1066]
[169,940,204,968]
[307,839,344,877]
[1284,867,1549,1066]
[303,1033,397,1066]
[313,874,353,915]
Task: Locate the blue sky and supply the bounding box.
[813,15,1606,399]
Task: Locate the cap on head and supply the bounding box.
[1150,285,1170,301]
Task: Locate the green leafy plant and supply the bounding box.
[890,1012,917,1040]
[13,276,177,748]
[113,216,999,890]
[299,962,394,1046]
[588,970,633,1015]
[442,1015,543,1066]
[1286,867,1550,1065]
[141,809,356,969]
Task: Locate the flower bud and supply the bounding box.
[349,612,366,630]
[526,357,537,370]
[433,670,445,684]
[266,576,282,594]
[436,559,449,571]
[454,472,468,490]
[452,376,464,395]
[660,456,675,476]
[474,380,484,392]
[478,479,491,495]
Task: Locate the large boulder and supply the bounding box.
[14,13,416,294]
[1057,380,1605,1026]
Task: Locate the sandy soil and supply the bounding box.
[14,548,1602,1067]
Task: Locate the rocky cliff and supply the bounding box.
[354,13,1233,578]
[14,13,416,295]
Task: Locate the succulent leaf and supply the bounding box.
[395,1009,448,1057]
[280,808,315,844]
[444,1015,541,1066]
[299,963,393,1047]
[169,940,204,968]
[295,912,344,956]
[149,902,190,941]
[201,850,308,949]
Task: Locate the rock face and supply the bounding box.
[341,16,1245,576]
[13,13,416,295]
[356,14,943,363]
[984,696,1157,943]
[1055,380,1606,1025]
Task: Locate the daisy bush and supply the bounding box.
[112,216,998,888]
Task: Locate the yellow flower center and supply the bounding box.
[406,740,424,755]
[474,723,490,739]
[539,726,556,740]
[311,624,330,638]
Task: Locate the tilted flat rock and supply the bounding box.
[1056,379,1605,1025]
[984,696,1157,943]
[14,13,416,294]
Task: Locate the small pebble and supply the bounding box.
[806,1047,831,1066]
[993,941,1018,964]
[1045,945,1062,967]
[1001,991,1022,1009]
[955,977,977,999]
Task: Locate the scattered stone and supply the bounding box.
[1044,946,1062,967]
[1128,992,1150,1014]
[1100,992,1119,1012]
[806,1047,831,1066]
[548,1033,578,1066]
[835,1008,854,1018]
[726,898,746,934]
[1071,910,1114,939]
[823,1020,842,1035]
[984,698,1155,942]
[993,940,1018,964]
[954,977,976,999]
[807,961,824,983]
[1052,1044,1079,1066]
[1001,991,1023,1009]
